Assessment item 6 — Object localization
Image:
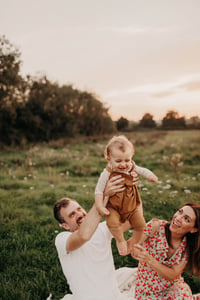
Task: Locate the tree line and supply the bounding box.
[0,35,199,146]
[116,112,200,132]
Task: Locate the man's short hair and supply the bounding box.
[54,197,74,224]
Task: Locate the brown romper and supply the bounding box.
[106,162,146,232]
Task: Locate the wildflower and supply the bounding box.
[184,189,191,194]
[162,184,171,190]
[142,187,148,191]
[169,191,178,197]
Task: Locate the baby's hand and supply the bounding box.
[150,174,158,183]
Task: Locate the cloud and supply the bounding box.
[108,26,169,35]
[104,73,200,101]
[178,81,200,91]
[152,91,176,98]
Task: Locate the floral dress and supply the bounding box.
[135,219,193,300]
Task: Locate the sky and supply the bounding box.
[1,0,200,121]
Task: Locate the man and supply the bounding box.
[54,175,134,300]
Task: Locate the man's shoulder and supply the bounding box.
[55,231,71,256]
[55,231,70,246]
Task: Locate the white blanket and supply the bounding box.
[47,267,200,300]
[59,267,138,300]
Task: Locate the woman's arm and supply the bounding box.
[132,244,187,281]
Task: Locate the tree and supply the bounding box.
[187,116,200,129]
[138,113,156,128]
[0,36,115,145]
[77,92,115,136]
[0,35,25,145]
[20,77,115,141]
[161,110,186,130]
[116,116,129,131]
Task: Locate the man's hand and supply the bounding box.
[130,171,139,185]
[104,175,125,197]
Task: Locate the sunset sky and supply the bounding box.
[1,0,200,121]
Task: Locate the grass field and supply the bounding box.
[0,130,200,299]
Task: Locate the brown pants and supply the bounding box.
[106,172,146,231]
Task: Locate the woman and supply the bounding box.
[131,202,200,299]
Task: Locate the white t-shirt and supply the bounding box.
[55,222,129,300]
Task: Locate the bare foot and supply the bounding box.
[116,240,127,256]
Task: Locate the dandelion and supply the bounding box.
[170,153,183,181]
[184,189,191,194]
[138,183,144,188]
[162,184,171,190]
[169,191,178,197]
[142,187,148,191]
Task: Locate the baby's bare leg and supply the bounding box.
[107,208,127,255]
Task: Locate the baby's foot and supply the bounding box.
[116,241,127,256]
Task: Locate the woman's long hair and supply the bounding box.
[165,202,200,277]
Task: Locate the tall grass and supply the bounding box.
[0,130,200,299]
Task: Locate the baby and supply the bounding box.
[95,135,158,255]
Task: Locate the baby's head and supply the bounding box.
[104,135,134,171]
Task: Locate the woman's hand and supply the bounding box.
[131,244,151,264]
[104,175,125,197]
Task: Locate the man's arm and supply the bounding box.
[66,203,102,252]
[66,175,125,252]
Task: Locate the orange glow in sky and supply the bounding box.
[1,0,200,121]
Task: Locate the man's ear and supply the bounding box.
[61,222,69,230]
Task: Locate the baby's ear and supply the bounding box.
[107,156,110,162]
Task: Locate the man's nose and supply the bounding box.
[77,210,82,217]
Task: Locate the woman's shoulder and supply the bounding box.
[146,218,167,235]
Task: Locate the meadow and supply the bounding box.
[0,130,200,300]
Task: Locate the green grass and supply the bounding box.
[0,130,200,299]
